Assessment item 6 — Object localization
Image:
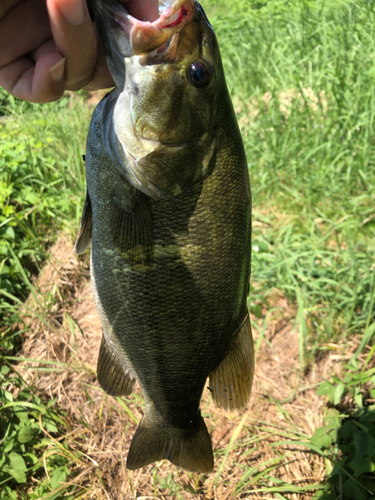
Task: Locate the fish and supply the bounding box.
[75,0,254,473]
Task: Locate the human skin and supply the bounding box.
[0,0,159,103]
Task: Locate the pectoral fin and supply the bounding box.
[74,191,92,254]
[209,315,254,410]
[111,193,154,266]
[97,335,136,397]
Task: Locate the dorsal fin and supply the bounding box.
[74,191,92,255]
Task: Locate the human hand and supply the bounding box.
[0,0,158,103]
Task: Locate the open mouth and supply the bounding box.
[104,0,195,55]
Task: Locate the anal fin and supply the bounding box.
[209,314,254,410]
[74,190,92,255]
[97,334,136,397]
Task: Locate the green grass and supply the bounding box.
[205,0,375,496]
[0,90,89,336]
[1,0,375,497]
[0,90,91,498]
[206,0,375,351]
[0,360,73,499]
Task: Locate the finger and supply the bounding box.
[0,51,66,103]
[83,0,159,91]
[0,0,24,18]
[47,0,97,91]
[83,34,114,91]
[0,0,51,68]
[29,39,59,63]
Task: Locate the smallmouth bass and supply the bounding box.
[75,0,254,473]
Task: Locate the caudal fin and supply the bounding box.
[126,413,213,473]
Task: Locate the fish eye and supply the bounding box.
[188,60,212,88]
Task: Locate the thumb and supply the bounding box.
[47,0,97,90]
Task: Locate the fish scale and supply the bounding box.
[75,0,254,472]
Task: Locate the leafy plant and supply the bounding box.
[311,335,375,500]
[0,360,71,496]
[0,88,36,116]
[0,92,90,498]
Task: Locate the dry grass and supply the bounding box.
[18,234,345,499]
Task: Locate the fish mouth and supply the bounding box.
[103,0,196,56]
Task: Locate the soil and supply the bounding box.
[19,234,346,499]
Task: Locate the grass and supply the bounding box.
[0,0,375,497]
[216,0,375,341]
[0,90,89,335]
[212,0,375,365]
[0,91,91,498]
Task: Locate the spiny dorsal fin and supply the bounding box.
[74,190,92,255]
[97,335,136,397]
[111,193,154,266]
[209,314,254,410]
[127,412,213,473]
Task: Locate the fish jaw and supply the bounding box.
[105,0,196,55]
[92,0,197,88]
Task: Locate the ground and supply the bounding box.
[16,234,350,499]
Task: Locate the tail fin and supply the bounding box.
[126,413,213,473]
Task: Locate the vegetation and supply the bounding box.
[0,0,374,497]
[0,90,91,498]
[312,353,375,500]
[0,90,88,334]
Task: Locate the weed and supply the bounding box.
[0,0,374,497]
[0,93,90,337]
[0,93,91,498]
[0,359,70,495]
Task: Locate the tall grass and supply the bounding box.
[0,91,92,498]
[0,91,90,335]
[0,0,374,497]
[204,0,375,351]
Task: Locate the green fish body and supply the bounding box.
[75,0,254,473]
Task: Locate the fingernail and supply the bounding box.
[59,0,86,25]
[50,58,66,82]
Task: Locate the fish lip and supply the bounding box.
[103,0,196,55]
